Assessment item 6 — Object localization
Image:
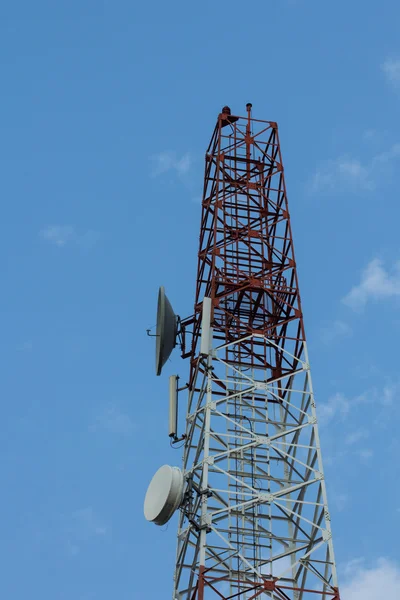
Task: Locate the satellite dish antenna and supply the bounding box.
[155,286,179,376]
[144,465,184,526]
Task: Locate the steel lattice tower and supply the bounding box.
[168,105,340,600]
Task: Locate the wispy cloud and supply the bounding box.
[343,557,366,576]
[318,381,398,427]
[261,553,293,578]
[40,225,75,246]
[345,428,369,445]
[382,58,400,86]
[39,226,100,249]
[357,448,374,461]
[71,507,107,537]
[320,320,352,344]
[311,156,373,193]
[90,404,135,435]
[373,143,400,164]
[341,557,400,599]
[358,381,400,416]
[150,151,191,177]
[363,129,380,142]
[311,142,400,194]
[382,382,398,406]
[317,392,350,426]
[66,507,107,556]
[324,429,373,467]
[342,258,400,311]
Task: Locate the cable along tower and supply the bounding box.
[144,105,341,600]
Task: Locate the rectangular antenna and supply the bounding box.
[168,375,178,438]
[200,297,212,356]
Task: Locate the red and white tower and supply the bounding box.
[145,104,341,600]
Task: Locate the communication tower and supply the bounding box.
[144,105,341,600]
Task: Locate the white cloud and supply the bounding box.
[65,507,107,556]
[341,557,400,598]
[343,557,366,577]
[40,225,75,246]
[363,129,379,141]
[345,429,369,445]
[261,553,293,577]
[382,58,400,86]
[39,225,100,248]
[71,507,107,537]
[311,143,400,194]
[372,143,400,164]
[352,389,377,406]
[151,151,191,177]
[317,379,398,428]
[357,448,374,460]
[342,258,400,311]
[382,383,398,406]
[320,320,352,344]
[317,392,350,426]
[311,157,374,193]
[338,158,368,180]
[90,405,135,435]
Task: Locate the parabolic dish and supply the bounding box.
[155,286,178,376]
[144,465,184,526]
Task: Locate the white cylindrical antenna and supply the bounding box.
[200,297,212,356]
[169,375,178,438]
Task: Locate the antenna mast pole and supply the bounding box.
[172,105,340,600]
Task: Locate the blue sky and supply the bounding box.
[1,1,400,598]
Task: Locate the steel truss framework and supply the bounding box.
[173,107,340,600]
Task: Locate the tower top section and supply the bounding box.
[185,103,303,384]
